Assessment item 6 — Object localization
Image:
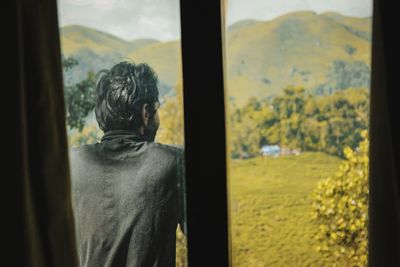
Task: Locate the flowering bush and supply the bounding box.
[311,130,369,266]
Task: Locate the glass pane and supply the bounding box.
[224,1,372,266]
[57,1,187,266]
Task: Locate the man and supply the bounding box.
[69,61,186,267]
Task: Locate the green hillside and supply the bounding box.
[60,25,158,55]
[60,11,372,104]
[227,19,260,32]
[126,41,182,87]
[60,25,179,91]
[226,11,372,106]
[322,12,372,37]
[129,38,161,53]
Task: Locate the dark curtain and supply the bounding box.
[7,0,78,266]
[369,1,400,266]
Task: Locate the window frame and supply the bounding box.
[180,0,230,266]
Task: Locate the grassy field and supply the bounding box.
[229,152,343,266]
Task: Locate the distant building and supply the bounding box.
[260,145,301,157]
[260,145,281,157]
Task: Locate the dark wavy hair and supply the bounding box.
[95,61,159,132]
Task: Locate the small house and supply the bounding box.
[260,145,281,157]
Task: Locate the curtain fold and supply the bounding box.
[14,0,78,266]
[369,1,400,266]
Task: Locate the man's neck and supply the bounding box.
[101,130,147,143]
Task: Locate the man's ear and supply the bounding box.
[141,103,150,126]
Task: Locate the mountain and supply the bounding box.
[126,41,182,88]
[321,12,371,34]
[227,19,260,32]
[226,11,372,105]
[60,25,176,96]
[60,25,159,55]
[60,11,372,105]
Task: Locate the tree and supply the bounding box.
[326,60,370,92]
[272,86,306,149]
[344,44,357,56]
[62,56,96,131]
[302,88,369,158]
[229,85,369,158]
[68,125,101,147]
[156,83,185,146]
[229,97,273,158]
[311,130,369,266]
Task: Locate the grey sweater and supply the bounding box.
[70,130,185,267]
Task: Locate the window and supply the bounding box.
[57,1,188,266]
[223,1,373,266]
[56,0,374,266]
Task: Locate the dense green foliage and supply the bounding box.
[315,60,371,95]
[68,125,101,147]
[311,131,369,266]
[229,86,369,158]
[62,56,96,131]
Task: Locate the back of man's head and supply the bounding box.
[95,61,159,133]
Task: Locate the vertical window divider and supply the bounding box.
[180,0,230,266]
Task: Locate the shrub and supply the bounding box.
[311,130,369,266]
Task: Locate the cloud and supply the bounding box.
[226,0,372,24]
[58,0,372,40]
[63,0,120,10]
[57,0,181,41]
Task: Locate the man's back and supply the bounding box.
[70,131,184,267]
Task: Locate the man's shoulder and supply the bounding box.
[148,142,184,156]
[146,143,183,165]
[69,143,95,154]
[68,144,99,163]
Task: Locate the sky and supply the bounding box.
[57,0,372,41]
